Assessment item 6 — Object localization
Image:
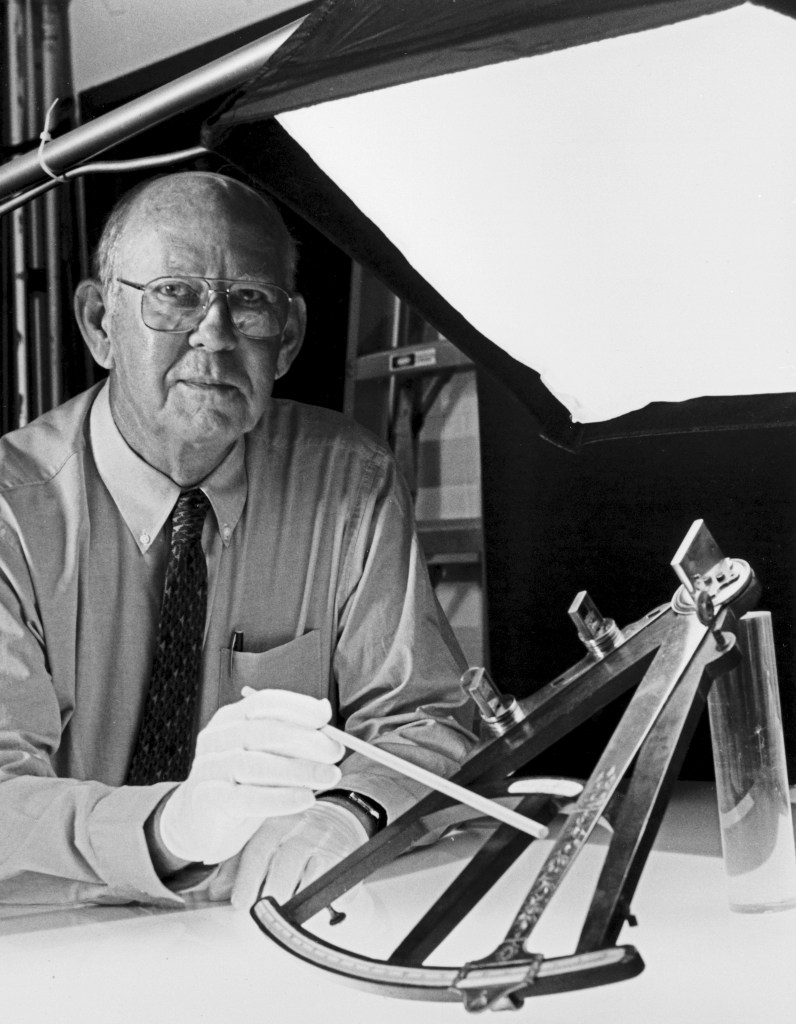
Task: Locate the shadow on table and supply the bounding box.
[530,780,723,858]
[0,900,192,937]
[0,782,730,938]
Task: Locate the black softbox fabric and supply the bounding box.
[209,0,743,127]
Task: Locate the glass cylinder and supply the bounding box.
[707,611,796,913]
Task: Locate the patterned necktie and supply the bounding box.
[126,488,211,785]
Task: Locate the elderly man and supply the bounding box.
[0,171,475,908]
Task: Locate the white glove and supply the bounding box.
[231,800,369,909]
[158,689,345,865]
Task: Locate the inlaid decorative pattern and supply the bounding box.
[499,764,620,953]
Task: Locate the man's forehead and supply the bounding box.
[119,179,289,276]
[132,174,280,225]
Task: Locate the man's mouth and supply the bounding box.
[179,379,237,390]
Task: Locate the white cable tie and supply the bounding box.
[37,98,68,183]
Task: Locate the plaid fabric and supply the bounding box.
[126,489,210,785]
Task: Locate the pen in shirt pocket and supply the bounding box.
[228,630,244,675]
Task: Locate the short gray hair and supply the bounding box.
[92,172,299,293]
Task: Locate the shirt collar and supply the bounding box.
[89,382,247,554]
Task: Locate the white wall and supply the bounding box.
[69,0,304,93]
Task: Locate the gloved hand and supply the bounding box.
[158,689,345,865]
[230,799,369,909]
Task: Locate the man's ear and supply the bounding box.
[74,279,115,370]
[275,293,307,380]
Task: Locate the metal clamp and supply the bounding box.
[461,667,526,736]
[670,520,754,615]
[453,953,544,1012]
[568,592,624,660]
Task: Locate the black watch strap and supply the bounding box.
[322,789,387,833]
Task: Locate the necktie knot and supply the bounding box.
[172,488,210,547]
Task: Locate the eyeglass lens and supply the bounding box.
[141,277,289,339]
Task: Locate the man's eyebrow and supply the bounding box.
[159,249,287,281]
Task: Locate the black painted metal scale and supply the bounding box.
[251,521,760,1011]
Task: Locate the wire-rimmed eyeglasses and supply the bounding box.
[117,276,292,340]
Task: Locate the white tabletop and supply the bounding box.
[2,782,795,1024]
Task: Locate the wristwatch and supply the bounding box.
[321,789,387,834]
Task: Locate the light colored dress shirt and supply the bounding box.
[0,382,475,907]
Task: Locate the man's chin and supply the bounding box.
[171,387,253,442]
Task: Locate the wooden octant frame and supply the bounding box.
[251,522,759,1012]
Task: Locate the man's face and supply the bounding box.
[102,189,303,460]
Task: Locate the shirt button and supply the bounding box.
[139,531,150,546]
[222,525,231,541]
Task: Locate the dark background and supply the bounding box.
[478,374,796,779]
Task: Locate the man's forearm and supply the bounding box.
[144,793,195,878]
[0,774,186,906]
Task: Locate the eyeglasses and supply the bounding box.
[117,276,292,340]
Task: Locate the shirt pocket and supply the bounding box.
[218,630,324,705]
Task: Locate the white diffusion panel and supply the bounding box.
[278,4,796,423]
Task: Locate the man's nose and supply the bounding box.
[188,291,239,351]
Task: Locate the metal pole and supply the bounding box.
[1,3,9,434]
[1,211,10,435]
[0,15,307,201]
[6,0,30,426]
[71,92,89,279]
[386,291,403,445]
[71,87,93,390]
[41,0,67,408]
[343,261,363,420]
[25,0,47,418]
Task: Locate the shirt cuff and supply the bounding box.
[88,782,186,906]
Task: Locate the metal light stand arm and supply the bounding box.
[0,17,307,202]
